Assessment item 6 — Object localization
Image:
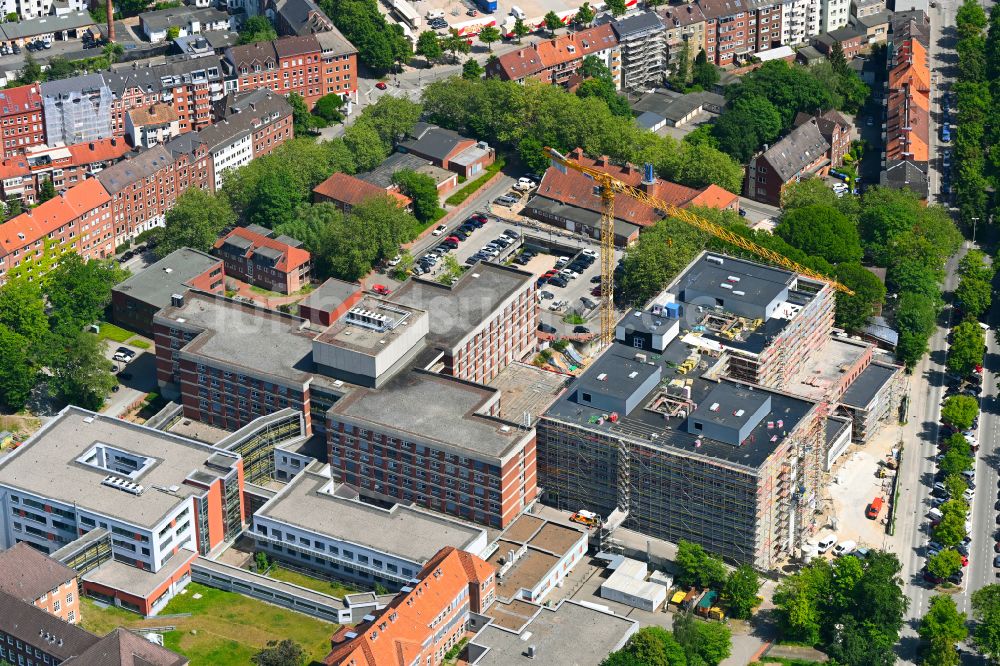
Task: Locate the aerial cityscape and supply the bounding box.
[0,0,993,661]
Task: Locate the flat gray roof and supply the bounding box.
[840,362,898,409]
[672,253,795,309]
[314,295,424,354]
[83,548,196,598]
[114,248,219,309]
[391,263,533,349]
[0,407,238,529]
[0,11,94,39]
[331,370,529,460]
[469,600,636,665]
[298,278,360,312]
[154,292,316,385]
[256,466,485,563]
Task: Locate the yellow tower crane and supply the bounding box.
[544,147,854,348]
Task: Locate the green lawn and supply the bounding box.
[80,583,337,666]
[95,322,135,343]
[445,158,506,206]
[128,338,152,350]
[266,565,359,599]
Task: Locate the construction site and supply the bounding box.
[536,252,904,570]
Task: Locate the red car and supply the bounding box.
[591,286,602,297]
[372,284,391,295]
[375,81,388,90]
[445,236,461,244]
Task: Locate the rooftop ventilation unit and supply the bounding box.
[720,283,733,290]
[706,255,724,265]
[346,307,391,332]
[102,475,145,496]
[710,402,720,411]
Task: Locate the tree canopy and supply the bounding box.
[673,612,732,665]
[722,565,761,620]
[392,169,442,223]
[156,189,236,258]
[320,0,411,72]
[601,626,687,666]
[919,595,967,666]
[252,639,305,666]
[972,585,1000,661]
[776,205,862,264]
[239,15,277,44]
[947,320,986,376]
[674,540,728,590]
[941,394,979,430]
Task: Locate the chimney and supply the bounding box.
[89,142,95,150]
[107,0,115,43]
[111,137,117,146]
[596,154,610,166]
[170,293,184,307]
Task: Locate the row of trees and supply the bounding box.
[320,0,411,72]
[0,256,124,412]
[673,542,762,620]
[421,75,745,192]
[688,59,868,163]
[952,0,997,228]
[917,584,1000,664]
[773,550,907,665]
[601,618,731,666]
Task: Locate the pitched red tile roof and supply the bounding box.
[214,225,311,272]
[534,149,737,226]
[0,154,29,180]
[494,24,617,80]
[0,83,43,117]
[0,178,110,257]
[325,547,494,666]
[66,138,133,165]
[312,172,412,209]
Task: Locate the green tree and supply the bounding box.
[776,204,862,264]
[675,540,728,590]
[19,53,41,84]
[972,585,1000,661]
[577,77,630,117]
[157,189,235,257]
[606,0,627,16]
[513,17,530,42]
[275,203,341,278]
[46,255,126,337]
[712,94,781,162]
[103,42,124,64]
[944,474,969,501]
[45,57,76,81]
[918,595,967,666]
[37,178,56,203]
[544,10,563,35]
[619,219,708,305]
[582,55,613,81]
[673,612,732,666]
[322,0,410,72]
[313,93,346,123]
[4,196,22,220]
[722,565,761,620]
[956,274,992,320]
[392,169,441,223]
[834,262,886,331]
[344,120,391,172]
[939,447,974,477]
[48,331,116,410]
[692,49,718,89]
[926,549,963,580]
[478,25,500,51]
[416,30,443,64]
[0,325,35,409]
[934,502,967,547]
[895,291,938,367]
[0,280,48,347]
[462,57,484,80]
[601,626,687,666]
[947,320,986,376]
[252,639,305,666]
[239,15,277,44]
[829,40,848,75]
[670,41,693,89]
[942,395,979,431]
[575,1,595,25]
[773,560,831,645]
[288,92,321,135]
[441,29,471,63]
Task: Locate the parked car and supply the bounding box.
[372,284,391,296]
[573,325,591,334]
[538,323,557,334]
[495,195,519,206]
[504,229,521,239]
[514,177,536,191]
[539,290,555,300]
[817,535,837,553]
[580,297,597,310]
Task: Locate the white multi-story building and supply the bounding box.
[821,0,852,32]
[0,407,245,613]
[782,0,822,44]
[251,462,489,590]
[0,0,86,21]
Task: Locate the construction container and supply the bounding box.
[708,607,726,621]
[696,590,718,617]
[670,589,688,606]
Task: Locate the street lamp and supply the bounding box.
[972,216,979,245]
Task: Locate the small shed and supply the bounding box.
[599,557,667,612]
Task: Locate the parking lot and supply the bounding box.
[405,0,579,34]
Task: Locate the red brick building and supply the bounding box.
[0,543,81,625]
[487,24,620,87]
[223,31,358,109]
[399,123,496,180]
[213,225,312,294]
[312,171,412,213]
[793,109,851,167]
[700,0,783,67]
[744,117,832,206]
[813,24,867,59]
[0,137,131,204]
[0,177,113,283]
[325,546,496,666]
[0,84,45,158]
[293,278,363,327]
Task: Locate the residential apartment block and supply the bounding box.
[658,4,708,72]
[744,117,833,206]
[0,137,131,204]
[487,24,620,87]
[139,6,232,44]
[41,74,114,146]
[880,20,930,197]
[813,24,867,57]
[0,83,44,158]
[780,0,822,45]
[0,406,245,614]
[0,178,112,283]
[610,12,666,93]
[324,546,496,666]
[700,0,783,67]
[821,0,852,32]
[252,461,488,589]
[0,542,81,624]
[222,31,358,109]
[213,225,312,294]
[126,104,181,149]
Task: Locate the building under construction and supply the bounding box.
[536,252,902,569]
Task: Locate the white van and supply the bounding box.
[833,540,856,557]
[510,5,526,19]
[425,9,444,19]
[927,508,944,522]
[817,535,837,553]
